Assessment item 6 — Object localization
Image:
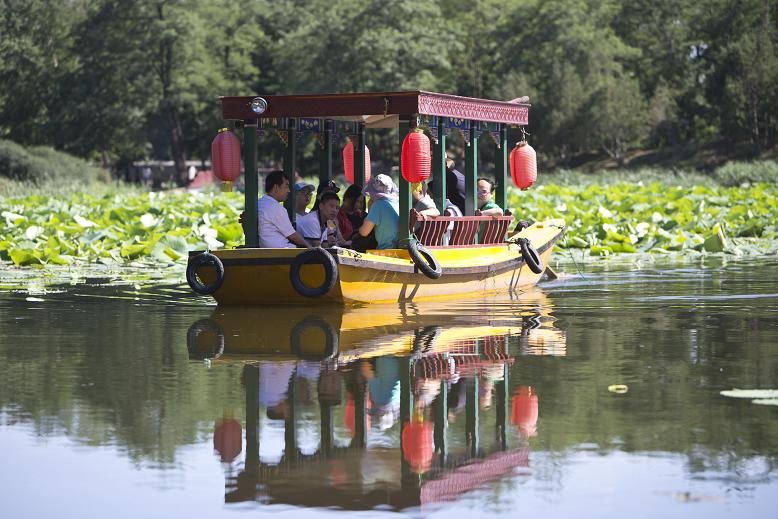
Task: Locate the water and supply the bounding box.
[1,257,778,518]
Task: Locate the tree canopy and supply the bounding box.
[1,0,776,181]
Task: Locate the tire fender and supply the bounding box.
[518,238,544,275]
[408,239,443,280]
[186,252,225,295]
[289,248,339,298]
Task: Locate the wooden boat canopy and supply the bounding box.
[220,90,529,127]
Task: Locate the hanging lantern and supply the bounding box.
[344,394,371,437]
[211,128,241,192]
[213,417,242,462]
[342,138,372,185]
[401,418,433,473]
[511,386,538,438]
[509,140,537,190]
[401,128,431,183]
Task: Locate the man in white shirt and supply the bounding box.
[258,170,311,248]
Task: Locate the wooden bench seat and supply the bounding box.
[410,209,514,247]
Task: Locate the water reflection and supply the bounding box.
[186,298,563,511]
[3,261,778,516]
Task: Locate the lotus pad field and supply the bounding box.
[1,182,777,270]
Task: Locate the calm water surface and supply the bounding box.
[1,258,777,518]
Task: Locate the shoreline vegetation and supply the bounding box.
[2,161,777,277]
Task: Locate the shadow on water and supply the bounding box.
[1,258,778,516]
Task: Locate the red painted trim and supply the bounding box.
[220,91,529,125]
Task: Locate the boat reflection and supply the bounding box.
[187,293,566,511]
[187,290,566,363]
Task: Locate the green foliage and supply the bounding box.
[714,160,778,186]
[0,139,102,183]
[0,190,243,267]
[1,0,777,171]
[510,180,778,256]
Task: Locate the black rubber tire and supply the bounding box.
[289,248,339,298]
[518,238,544,275]
[290,316,339,360]
[186,318,225,360]
[186,252,225,295]
[408,239,443,280]
[412,326,442,354]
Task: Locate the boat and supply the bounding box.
[186,91,565,305]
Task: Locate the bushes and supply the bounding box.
[714,161,778,186]
[0,139,102,184]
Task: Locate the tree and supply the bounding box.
[0,0,83,145]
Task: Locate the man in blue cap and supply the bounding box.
[293,182,315,218]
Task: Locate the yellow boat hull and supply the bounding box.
[189,219,564,305]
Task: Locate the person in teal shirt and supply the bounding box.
[357,174,400,249]
[475,177,504,216]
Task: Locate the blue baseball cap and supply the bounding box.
[294,182,315,193]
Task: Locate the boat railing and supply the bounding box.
[410,209,515,247]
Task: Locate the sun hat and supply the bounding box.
[363,174,399,201]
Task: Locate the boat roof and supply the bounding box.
[220,90,529,128]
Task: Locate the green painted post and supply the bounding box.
[354,381,368,449]
[244,364,260,473]
[464,121,478,216]
[355,123,366,187]
[243,122,258,247]
[398,119,412,244]
[432,119,447,214]
[466,338,480,457]
[319,119,333,188]
[466,375,480,458]
[399,356,415,491]
[496,362,510,450]
[434,379,448,465]
[284,375,297,463]
[284,118,297,225]
[496,125,509,212]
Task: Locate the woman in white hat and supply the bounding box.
[356,174,400,250]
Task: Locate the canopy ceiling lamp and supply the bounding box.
[211,128,242,191]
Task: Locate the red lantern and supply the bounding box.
[511,386,538,438]
[401,419,433,473]
[509,141,537,190]
[213,417,242,462]
[211,128,241,190]
[401,129,431,183]
[344,394,371,437]
[342,138,372,184]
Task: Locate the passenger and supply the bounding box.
[293,182,315,218]
[311,179,340,212]
[357,174,399,250]
[258,170,311,248]
[337,184,366,240]
[428,155,466,215]
[475,177,504,216]
[296,191,350,247]
[411,181,440,217]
